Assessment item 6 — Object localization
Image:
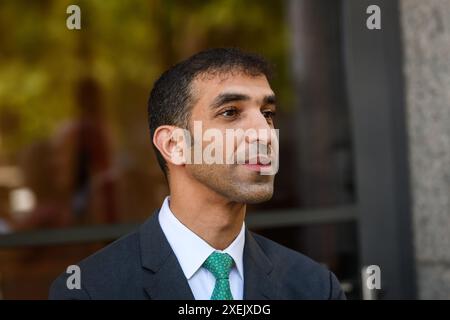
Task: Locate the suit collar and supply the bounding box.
[243,229,279,300]
[139,210,195,300]
[138,209,278,300]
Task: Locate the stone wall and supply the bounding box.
[400,0,450,299]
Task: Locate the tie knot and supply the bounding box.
[203,252,234,280]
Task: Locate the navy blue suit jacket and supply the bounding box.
[49,211,346,300]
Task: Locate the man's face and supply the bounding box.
[183,71,277,204]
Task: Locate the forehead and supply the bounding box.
[191,72,274,105]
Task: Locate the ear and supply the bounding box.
[153,126,189,167]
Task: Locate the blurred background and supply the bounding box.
[0,0,448,299]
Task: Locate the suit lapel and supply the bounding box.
[243,230,279,300]
[138,211,278,300]
[139,211,195,300]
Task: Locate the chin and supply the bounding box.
[229,184,274,204]
[243,194,273,204]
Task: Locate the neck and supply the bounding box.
[168,177,246,250]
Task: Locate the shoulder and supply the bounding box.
[250,232,346,300]
[49,229,144,300]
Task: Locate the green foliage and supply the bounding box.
[0,0,293,159]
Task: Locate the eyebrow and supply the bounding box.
[262,94,276,106]
[209,92,276,110]
[210,93,250,110]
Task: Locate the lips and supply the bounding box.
[245,155,271,166]
[242,155,272,172]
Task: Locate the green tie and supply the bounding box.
[202,252,234,300]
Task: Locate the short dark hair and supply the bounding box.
[147,47,272,176]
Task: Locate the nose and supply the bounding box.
[244,109,273,146]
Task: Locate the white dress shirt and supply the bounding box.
[158,196,245,300]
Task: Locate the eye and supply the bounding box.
[262,110,276,119]
[220,108,238,118]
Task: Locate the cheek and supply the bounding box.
[190,126,231,163]
[186,163,235,181]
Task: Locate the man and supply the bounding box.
[49,48,345,300]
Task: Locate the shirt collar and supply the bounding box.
[158,196,245,280]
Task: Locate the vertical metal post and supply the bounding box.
[342,0,416,299]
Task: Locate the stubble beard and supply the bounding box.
[187,163,275,204]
